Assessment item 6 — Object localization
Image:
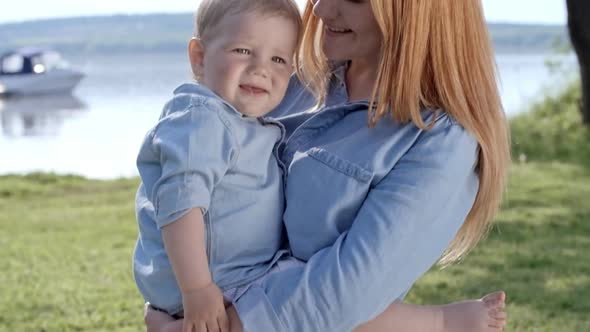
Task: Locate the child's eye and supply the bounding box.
[233,48,251,55]
[272,56,287,64]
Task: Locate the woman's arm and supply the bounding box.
[234,122,480,331]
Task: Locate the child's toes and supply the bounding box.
[493,309,507,320]
[482,291,506,308]
[488,309,508,331]
[487,320,506,331]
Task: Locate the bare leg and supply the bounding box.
[227,305,244,332]
[144,304,244,332]
[354,302,441,332]
[161,320,183,332]
[144,303,178,332]
[354,291,507,332]
[145,293,506,332]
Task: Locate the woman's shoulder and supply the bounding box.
[373,108,472,141]
[269,75,317,118]
[414,109,479,157]
[423,109,474,139]
[370,109,478,167]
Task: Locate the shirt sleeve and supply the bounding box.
[234,121,480,331]
[148,103,238,229]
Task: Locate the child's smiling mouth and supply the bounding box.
[239,84,269,95]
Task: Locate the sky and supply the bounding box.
[0,0,567,25]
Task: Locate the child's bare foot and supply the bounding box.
[144,303,178,332]
[439,291,507,332]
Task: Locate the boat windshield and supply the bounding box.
[1,54,26,74]
[33,51,64,73]
[0,51,66,75]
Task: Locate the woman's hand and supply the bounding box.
[182,283,229,332]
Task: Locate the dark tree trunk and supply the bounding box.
[566,0,590,125]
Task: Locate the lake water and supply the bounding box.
[0,52,578,179]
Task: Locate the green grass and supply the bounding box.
[407,162,590,331]
[1,164,589,331]
[0,174,141,331]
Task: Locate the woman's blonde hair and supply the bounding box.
[297,0,510,265]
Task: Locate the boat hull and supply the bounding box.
[0,69,84,96]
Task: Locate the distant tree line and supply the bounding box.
[0,14,569,56]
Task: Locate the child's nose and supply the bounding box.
[248,58,269,78]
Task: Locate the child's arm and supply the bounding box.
[145,99,238,331]
[162,208,211,292]
[162,208,229,332]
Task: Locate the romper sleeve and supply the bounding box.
[234,120,480,331]
[144,102,238,229]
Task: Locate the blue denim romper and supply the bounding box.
[133,83,287,315]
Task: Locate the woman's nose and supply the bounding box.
[312,0,338,21]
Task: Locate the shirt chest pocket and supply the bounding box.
[305,147,373,182]
[284,147,373,258]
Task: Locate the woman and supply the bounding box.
[148,0,510,330]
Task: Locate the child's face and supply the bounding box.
[190,12,298,117]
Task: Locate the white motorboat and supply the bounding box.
[0,48,84,96]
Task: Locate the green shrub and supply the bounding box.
[510,80,590,165]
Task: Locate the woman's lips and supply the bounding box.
[325,25,353,37]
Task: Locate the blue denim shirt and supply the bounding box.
[133,83,287,315]
[233,65,481,331]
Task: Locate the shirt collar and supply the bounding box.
[325,61,350,107]
[326,61,374,108]
[173,82,246,118]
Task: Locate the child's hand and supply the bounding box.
[182,283,229,332]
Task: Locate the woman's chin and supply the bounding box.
[322,49,351,63]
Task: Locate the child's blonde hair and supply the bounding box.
[297,0,510,265]
[194,0,302,43]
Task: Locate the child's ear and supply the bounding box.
[188,37,205,79]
